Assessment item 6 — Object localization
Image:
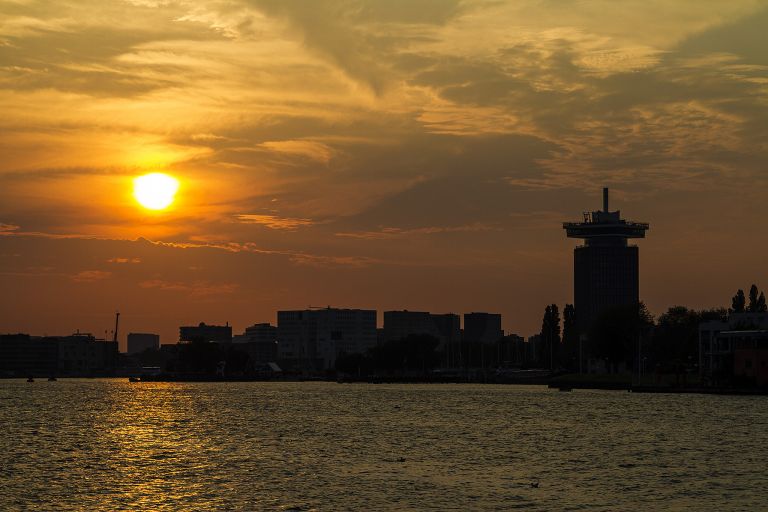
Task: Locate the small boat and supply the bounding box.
[128,377,140,383]
[48,377,57,382]
[27,376,34,383]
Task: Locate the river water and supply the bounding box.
[0,380,765,511]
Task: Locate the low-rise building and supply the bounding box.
[277,308,377,371]
[699,312,768,384]
[179,322,232,343]
[464,312,503,344]
[1,332,118,377]
[0,334,58,377]
[54,333,119,376]
[733,331,768,386]
[232,323,278,363]
[127,332,160,355]
[383,310,461,347]
[383,310,440,342]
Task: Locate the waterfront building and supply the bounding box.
[527,334,543,364]
[233,323,277,344]
[0,332,118,377]
[277,308,377,371]
[383,310,440,342]
[431,313,462,368]
[383,310,461,346]
[463,312,503,344]
[54,333,119,376]
[179,322,232,343]
[127,332,160,355]
[563,188,649,332]
[431,313,462,345]
[733,331,768,386]
[699,311,768,384]
[231,323,278,363]
[0,334,58,377]
[498,334,527,367]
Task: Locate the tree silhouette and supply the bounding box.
[562,304,577,370]
[540,304,561,369]
[758,292,767,313]
[589,302,653,371]
[748,284,761,312]
[732,289,746,313]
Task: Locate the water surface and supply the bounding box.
[1,380,765,510]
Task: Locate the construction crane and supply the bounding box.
[113,311,120,343]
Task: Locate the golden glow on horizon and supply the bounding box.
[133,173,179,211]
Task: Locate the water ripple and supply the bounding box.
[0,380,766,511]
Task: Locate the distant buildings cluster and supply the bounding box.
[0,333,118,378]
[175,309,510,373]
[0,309,522,378]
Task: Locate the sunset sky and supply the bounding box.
[1,0,767,349]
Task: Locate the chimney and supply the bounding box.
[603,187,609,212]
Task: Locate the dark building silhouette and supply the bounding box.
[49,333,119,376]
[463,312,503,344]
[127,332,160,355]
[384,310,462,368]
[383,310,439,342]
[383,310,461,346]
[277,308,377,371]
[431,314,462,345]
[179,322,232,343]
[563,188,649,332]
[0,334,58,377]
[0,332,118,377]
[231,323,279,363]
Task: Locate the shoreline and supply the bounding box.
[5,375,768,396]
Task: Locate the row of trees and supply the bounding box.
[731,285,767,313]
[541,284,765,373]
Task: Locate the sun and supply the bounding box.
[133,173,179,211]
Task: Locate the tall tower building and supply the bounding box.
[563,188,649,332]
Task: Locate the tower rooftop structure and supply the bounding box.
[563,187,650,336]
[563,188,648,244]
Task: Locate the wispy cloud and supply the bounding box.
[235,214,315,230]
[107,257,141,264]
[138,279,238,297]
[335,223,499,240]
[71,270,112,282]
[258,140,334,164]
[0,223,20,234]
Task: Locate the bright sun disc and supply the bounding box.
[133,173,179,210]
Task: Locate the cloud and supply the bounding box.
[71,270,112,282]
[285,253,382,268]
[257,140,334,164]
[138,279,238,296]
[235,214,315,230]
[335,223,499,240]
[0,223,20,234]
[107,257,141,264]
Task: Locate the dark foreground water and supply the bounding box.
[0,380,766,511]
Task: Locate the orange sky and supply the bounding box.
[1,1,767,349]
